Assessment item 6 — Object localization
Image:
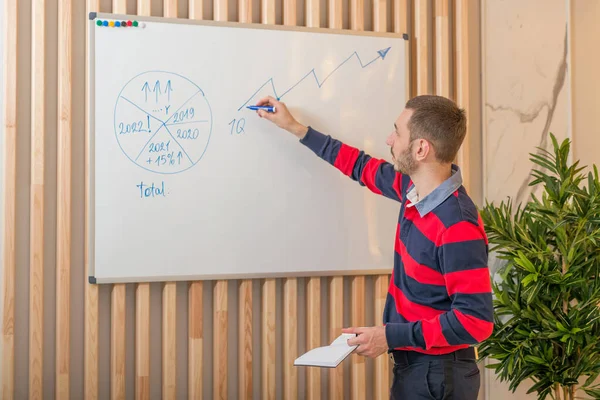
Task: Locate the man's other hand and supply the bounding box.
[343,326,388,358]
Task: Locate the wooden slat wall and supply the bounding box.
[0,0,478,399]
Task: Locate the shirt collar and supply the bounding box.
[405,164,463,217]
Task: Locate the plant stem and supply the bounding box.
[555,383,561,400]
[562,259,568,313]
[563,385,568,400]
[569,385,575,400]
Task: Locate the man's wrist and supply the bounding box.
[290,123,308,139]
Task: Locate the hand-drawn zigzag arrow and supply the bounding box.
[237,47,392,111]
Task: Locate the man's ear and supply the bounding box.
[415,139,431,161]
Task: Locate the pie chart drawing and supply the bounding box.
[113,70,213,174]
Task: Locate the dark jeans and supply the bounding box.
[389,349,481,400]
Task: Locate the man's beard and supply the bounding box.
[392,144,417,175]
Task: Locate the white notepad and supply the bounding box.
[294,333,358,368]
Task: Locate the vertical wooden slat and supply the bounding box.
[414,0,431,95]
[393,0,410,99]
[85,1,100,398]
[262,0,275,25]
[283,279,298,399]
[138,0,151,16]
[350,0,367,391]
[2,0,17,398]
[350,0,364,31]
[214,0,228,23]
[306,0,320,28]
[238,0,252,24]
[213,281,228,400]
[305,278,321,400]
[189,0,203,19]
[188,282,203,400]
[328,277,343,400]
[29,0,46,397]
[304,7,321,399]
[162,283,177,400]
[435,0,450,97]
[238,281,252,400]
[135,283,150,400]
[135,2,152,398]
[374,276,390,400]
[455,0,471,189]
[374,2,394,397]
[283,0,296,26]
[393,0,408,34]
[211,3,229,397]
[235,6,253,399]
[184,4,204,400]
[325,1,344,394]
[351,277,366,399]
[327,0,342,32]
[109,3,132,400]
[257,5,276,398]
[235,4,253,400]
[261,280,276,400]
[56,0,73,396]
[164,0,177,17]
[160,2,178,398]
[131,0,152,393]
[111,285,126,400]
[281,4,298,399]
[110,2,127,399]
[373,0,386,32]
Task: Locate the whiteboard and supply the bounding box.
[88,12,409,283]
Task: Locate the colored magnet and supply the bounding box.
[102,20,108,26]
[115,21,121,27]
[127,20,132,26]
[109,21,115,27]
[96,20,102,26]
[132,21,138,27]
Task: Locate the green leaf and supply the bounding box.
[524,355,546,365]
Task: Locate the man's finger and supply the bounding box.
[258,110,275,120]
[342,327,367,334]
[347,333,368,347]
[256,95,277,106]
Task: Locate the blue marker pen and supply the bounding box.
[246,105,276,113]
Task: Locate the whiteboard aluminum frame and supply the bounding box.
[87,12,409,284]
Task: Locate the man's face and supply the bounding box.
[386,109,417,175]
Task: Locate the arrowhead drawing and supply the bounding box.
[378,47,391,60]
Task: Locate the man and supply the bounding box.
[253,94,494,399]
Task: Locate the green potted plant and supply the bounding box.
[478,133,600,400]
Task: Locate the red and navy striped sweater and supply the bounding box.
[300,126,494,355]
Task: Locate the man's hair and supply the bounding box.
[405,95,467,163]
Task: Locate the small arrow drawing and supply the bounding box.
[238,47,392,111]
[153,81,161,103]
[165,80,173,102]
[142,82,150,102]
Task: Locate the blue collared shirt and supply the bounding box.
[405,164,463,217]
